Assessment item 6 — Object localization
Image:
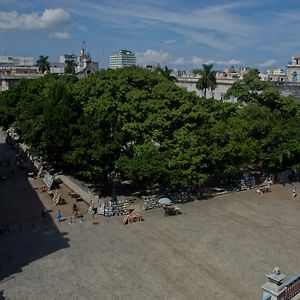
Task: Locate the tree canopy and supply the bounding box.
[155,65,178,82]
[64,59,77,74]
[195,64,217,99]
[1,67,300,189]
[36,55,50,74]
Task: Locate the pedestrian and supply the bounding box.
[56,210,62,222]
[292,188,297,198]
[88,200,94,214]
[41,208,47,221]
[72,203,79,218]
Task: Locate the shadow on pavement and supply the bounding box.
[0,139,69,282]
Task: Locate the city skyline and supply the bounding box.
[0,0,300,69]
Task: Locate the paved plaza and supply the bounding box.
[0,184,300,299]
[0,131,300,299]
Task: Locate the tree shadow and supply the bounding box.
[0,140,69,282]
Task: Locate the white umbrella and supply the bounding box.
[158,197,172,205]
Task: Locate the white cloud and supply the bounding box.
[189,56,241,66]
[259,59,277,67]
[279,11,300,21]
[225,59,241,65]
[190,56,204,65]
[210,59,242,65]
[174,57,186,65]
[52,31,71,39]
[136,49,187,66]
[69,1,255,50]
[136,49,172,65]
[0,8,71,30]
[165,39,176,44]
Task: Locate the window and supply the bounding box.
[292,71,298,82]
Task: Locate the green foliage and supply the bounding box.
[225,68,267,103]
[195,64,217,98]
[0,66,300,188]
[36,55,50,73]
[64,60,77,74]
[155,65,178,82]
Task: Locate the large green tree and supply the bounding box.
[64,60,77,74]
[1,66,300,189]
[225,68,267,103]
[196,64,217,99]
[155,65,178,82]
[36,55,50,73]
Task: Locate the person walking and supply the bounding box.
[41,208,47,221]
[56,210,62,222]
[72,203,79,219]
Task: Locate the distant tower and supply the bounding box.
[82,41,86,53]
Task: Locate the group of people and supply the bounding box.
[53,203,80,223]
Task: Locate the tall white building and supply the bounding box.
[109,50,136,69]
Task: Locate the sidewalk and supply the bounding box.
[59,175,98,205]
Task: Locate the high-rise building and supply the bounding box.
[109,50,136,69]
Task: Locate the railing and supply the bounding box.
[284,273,300,300]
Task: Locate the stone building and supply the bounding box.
[287,55,300,82]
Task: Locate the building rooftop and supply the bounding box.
[111,50,134,55]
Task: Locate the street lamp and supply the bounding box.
[108,170,120,202]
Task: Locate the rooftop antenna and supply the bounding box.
[82,41,86,52]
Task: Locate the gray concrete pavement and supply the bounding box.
[59,175,97,205]
[1,183,300,299]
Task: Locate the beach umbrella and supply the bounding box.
[158,197,172,205]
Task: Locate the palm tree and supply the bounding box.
[156,65,178,82]
[196,64,217,99]
[64,60,77,74]
[36,55,50,73]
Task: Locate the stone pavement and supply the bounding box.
[59,175,97,205]
[0,129,88,225]
[1,183,300,300]
[1,129,300,299]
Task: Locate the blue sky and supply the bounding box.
[0,0,300,70]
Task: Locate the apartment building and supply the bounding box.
[109,50,136,69]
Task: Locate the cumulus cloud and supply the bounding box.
[52,31,71,39]
[174,57,186,65]
[136,49,187,66]
[225,59,241,65]
[258,59,277,67]
[0,8,71,30]
[190,56,241,66]
[135,49,241,68]
[136,49,172,65]
[209,59,241,65]
[190,56,205,65]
